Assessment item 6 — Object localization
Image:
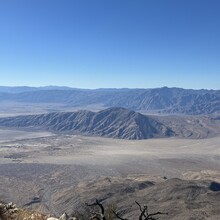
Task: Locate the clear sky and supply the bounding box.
[0,0,219,89]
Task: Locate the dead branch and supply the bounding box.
[85,199,168,220]
[135,201,147,218]
[144,211,168,220]
[112,210,129,220]
[85,199,106,220]
[113,201,168,220]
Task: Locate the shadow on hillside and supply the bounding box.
[209,182,220,191]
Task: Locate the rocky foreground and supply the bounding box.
[1,175,220,220]
[0,201,76,220]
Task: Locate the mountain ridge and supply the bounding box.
[0,108,174,140]
[0,86,220,115]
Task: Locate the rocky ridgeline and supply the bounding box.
[0,201,77,220]
[0,107,174,140]
[0,86,220,115]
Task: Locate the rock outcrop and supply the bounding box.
[0,201,77,220]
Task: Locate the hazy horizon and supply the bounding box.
[0,85,219,91]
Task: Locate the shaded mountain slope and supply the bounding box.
[67,177,220,220]
[0,108,174,140]
[106,87,220,114]
[1,174,220,219]
[152,114,220,139]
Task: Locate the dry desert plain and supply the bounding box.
[0,128,220,219]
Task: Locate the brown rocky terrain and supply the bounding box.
[1,175,220,220]
[0,129,220,219]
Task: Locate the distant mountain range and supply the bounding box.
[0,86,74,93]
[0,86,220,115]
[0,108,174,140]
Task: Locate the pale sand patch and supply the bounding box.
[183,170,220,182]
[0,129,220,178]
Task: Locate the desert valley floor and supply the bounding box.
[0,128,220,219]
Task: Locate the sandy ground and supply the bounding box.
[0,129,54,143]
[0,128,220,179]
[0,128,220,218]
[0,102,105,117]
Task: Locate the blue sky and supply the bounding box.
[0,0,219,89]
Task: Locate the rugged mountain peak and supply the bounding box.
[0,108,174,140]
